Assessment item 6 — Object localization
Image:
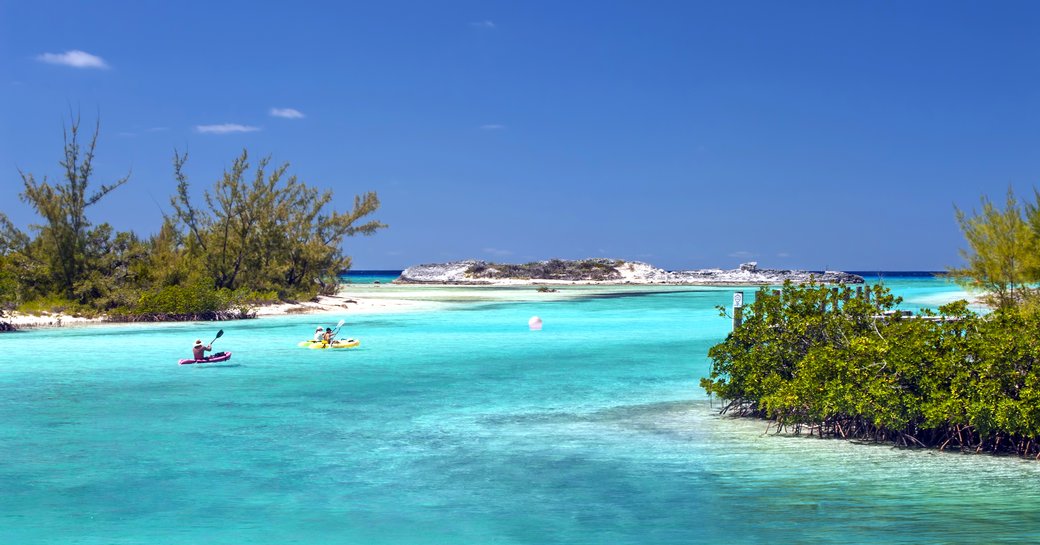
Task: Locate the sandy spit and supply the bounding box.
[1,292,437,331]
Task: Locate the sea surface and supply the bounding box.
[2,273,1036,544]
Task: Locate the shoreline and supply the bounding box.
[0,291,441,331]
[1,278,982,331]
[0,281,688,330]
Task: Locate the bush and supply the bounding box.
[701,281,1040,457]
[133,282,229,315]
[17,295,94,317]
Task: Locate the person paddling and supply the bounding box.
[313,326,325,342]
[322,327,335,345]
[192,339,212,360]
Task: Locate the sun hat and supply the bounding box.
[316,326,323,331]
[195,339,202,345]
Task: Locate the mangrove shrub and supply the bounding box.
[701,281,1040,457]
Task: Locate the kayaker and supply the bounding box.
[192,339,212,360]
[322,327,335,344]
[313,326,325,342]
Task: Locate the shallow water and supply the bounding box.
[3,274,1034,544]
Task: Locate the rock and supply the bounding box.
[396,260,489,284]
[395,259,864,285]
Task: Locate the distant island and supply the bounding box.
[395,259,864,285]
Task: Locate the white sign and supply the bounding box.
[733,292,744,307]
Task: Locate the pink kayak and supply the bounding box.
[178,351,232,365]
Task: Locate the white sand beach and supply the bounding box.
[251,291,443,317]
[1,312,100,329]
[1,288,442,330]
[0,280,688,330]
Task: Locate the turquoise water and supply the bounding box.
[339,270,403,285]
[3,274,1036,544]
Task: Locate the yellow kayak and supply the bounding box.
[297,339,361,349]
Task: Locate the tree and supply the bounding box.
[72,225,149,310]
[0,212,29,313]
[948,189,1039,311]
[169,149,385,297]
[18,114,130,301]
[137,218,192,289]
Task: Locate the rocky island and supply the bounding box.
[395,259,864,285]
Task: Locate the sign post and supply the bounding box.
[733,291,744,331]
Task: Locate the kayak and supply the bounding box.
[297,339,361,349]
[298,339,361,349]
[178,351,233,365]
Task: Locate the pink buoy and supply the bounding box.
[528,316,543,331]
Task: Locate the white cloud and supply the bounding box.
[270,107,305,119]
[36,50,109,69]
[483,247,513,257]
[471,20,496,29]
[195,123,261,134]
[776,252,791,258]
[480,124,505,130]
[728,250,755,259]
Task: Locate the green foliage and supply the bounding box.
[0,212,29,256]
[73,225,150,310]
[468,259,625,281]
[16,294,94,317]
[132,281,227,316]
[949,188,1040,311]
[2,118,385,322]
[121,280,276,320]
[169,150,386,296]
[702,281,1040,456]
[17,114,129,301]
[0,213,25,314]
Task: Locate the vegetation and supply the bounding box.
[702,281,1040,457]
[14,116,131,306]
[0,213,25,318]
[467,258,625,281]
[169,150,385,299]
[948,188,1040,311]
[0,115,385,324]
[702,187,1040,458]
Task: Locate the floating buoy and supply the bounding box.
[528,316,543,331]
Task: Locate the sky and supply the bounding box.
[1,1,1038,271]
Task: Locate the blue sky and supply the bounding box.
[1,1,1037,271]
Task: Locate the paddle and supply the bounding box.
[194,329,224,362]
[330,319,346,342]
